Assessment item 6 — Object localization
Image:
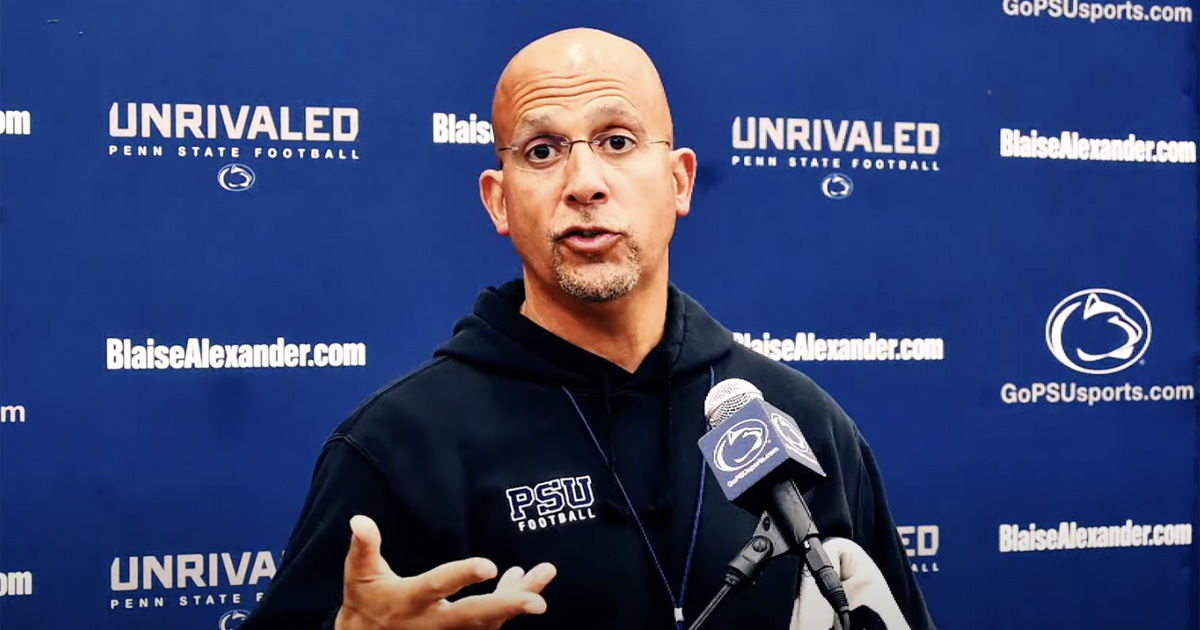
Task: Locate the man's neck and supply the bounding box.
[519,275,668,374]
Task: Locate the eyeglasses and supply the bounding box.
[497,132,671,173]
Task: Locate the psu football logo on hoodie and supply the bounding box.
[505,475,598,533]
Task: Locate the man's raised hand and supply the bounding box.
[334,515,556,630]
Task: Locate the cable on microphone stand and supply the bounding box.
[686,512,785,630]
[686,511,854,630]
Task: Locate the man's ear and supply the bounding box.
[479,168,509,235]
[670,148,698,218]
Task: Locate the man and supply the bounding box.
[241,27,936,630]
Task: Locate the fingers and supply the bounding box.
[495,566,526,591]
[439,590,549,627]
[407,557,498,605]
[345,515,392,579]
[455,562,555,627]
[428,562,557,627]
[494,563,556,594]
[520,563,557,593]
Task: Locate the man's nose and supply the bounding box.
[562,141,609,205]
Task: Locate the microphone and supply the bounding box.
[686,378,850,630]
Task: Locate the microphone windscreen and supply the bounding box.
[704,377,764,429]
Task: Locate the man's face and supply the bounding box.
[480,39,696,304]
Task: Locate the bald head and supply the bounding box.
[491,28,674,148]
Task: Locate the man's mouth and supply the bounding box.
[563,228,612,238]
[558,228,621,252]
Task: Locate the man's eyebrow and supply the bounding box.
[590,102,648,135]
[511,112,553,141]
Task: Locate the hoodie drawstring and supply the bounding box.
[560,365,716,630]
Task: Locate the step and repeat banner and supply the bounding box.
[1,1,1197,629]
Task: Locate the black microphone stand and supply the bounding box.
[686,511,790,630]
[687,510,853,630]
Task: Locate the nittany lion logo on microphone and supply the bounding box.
[771,413,810,454]
[712,419,769,472]
[770,412,825,473]
[1045,289,1151,375]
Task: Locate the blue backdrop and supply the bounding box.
[2,1,1198,629]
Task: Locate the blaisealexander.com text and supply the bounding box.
[106,337,366,370]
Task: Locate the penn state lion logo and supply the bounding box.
[218,610,248,630]
[1045,289,1151,375]
[712,419,769,473]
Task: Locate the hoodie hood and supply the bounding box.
[434,279,735,392]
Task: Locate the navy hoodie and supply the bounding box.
[241,279,936,630]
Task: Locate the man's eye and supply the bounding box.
[602,135,635,151]
[525,141,561,161]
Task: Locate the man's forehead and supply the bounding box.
[490,28,672,143]
[510,101,649,137]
